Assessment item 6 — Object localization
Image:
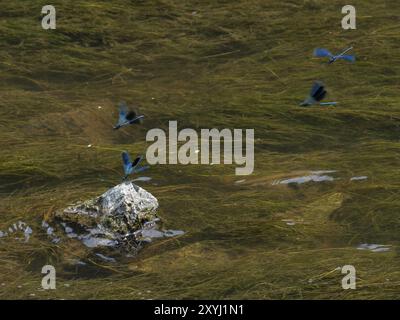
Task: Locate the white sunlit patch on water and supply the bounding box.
[0,221,33,242]
[41,217,184,249]
[81,236,118,248]
[132,176,152,182]
[138,229,164,239]
[42,220,61,243]
[357,243,391,252]
[134,229,185,242]
[42,220,121,248]
[281,219,296,226]
[79,227,119,248]
[132,218,185,243]
[61,222,78,238]
[163,230,185,237]
[350,176,368,181]
[68,258,87,266]
[272,170,336,185]
[95,253,116,263]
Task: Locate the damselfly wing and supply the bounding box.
[121,152,149,179]
[313,48,333,58]
[300,81,336,107]
[114,102,144,130]
[314,46,355,64]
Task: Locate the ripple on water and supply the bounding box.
[357,243,391,252]
[134,228,185,243]
[272,170,336,185]
[81,236,119,248]
[42,221,61,243]
[95,253,116,263]
[234,179,246,185]
[350,176,368,181]
[132,176,152,182]
[0,221,33,242]
[281,219,296,226]
[41,217,185,250]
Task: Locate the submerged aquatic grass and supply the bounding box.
[1,0,400,299]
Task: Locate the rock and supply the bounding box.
[46,181,159,249]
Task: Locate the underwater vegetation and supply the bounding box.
[1,0,400,299]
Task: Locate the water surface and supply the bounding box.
[0,0,400,299]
